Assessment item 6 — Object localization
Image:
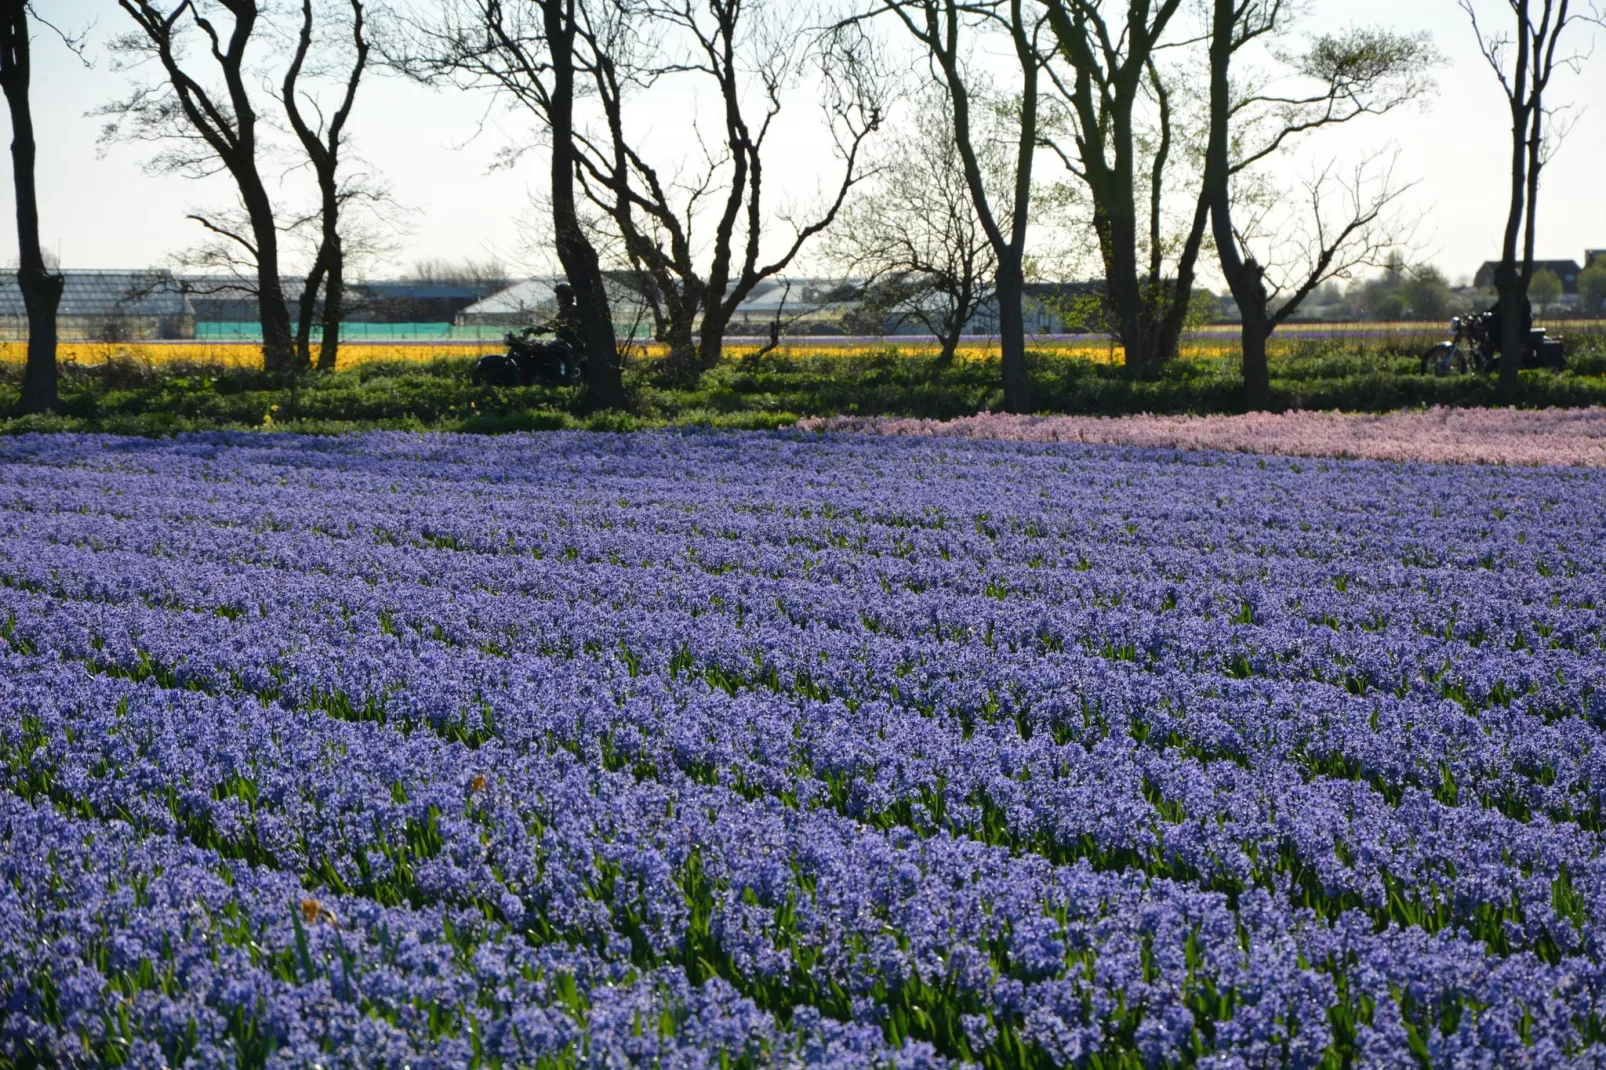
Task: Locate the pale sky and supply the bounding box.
[7,0,1604,286]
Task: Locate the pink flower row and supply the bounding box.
[795,407,1606,467]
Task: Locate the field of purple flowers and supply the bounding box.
[2,430,1606,1067]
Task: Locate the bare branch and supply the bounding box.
[186,211,259,257]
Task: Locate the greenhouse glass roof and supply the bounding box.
[0,270,192,317]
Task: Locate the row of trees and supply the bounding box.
[3,0,376,412]
[2,0,1598,414]
[108,0,375,378]
[832,0,1437,410]
[1301,252,1606,322]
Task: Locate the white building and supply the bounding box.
[455,276,657,333]
[457,275,857,336]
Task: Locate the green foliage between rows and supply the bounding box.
[2,330,1604,435]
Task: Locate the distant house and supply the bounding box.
[1474,259,1584,294]
[0,270,194,341]
[1588,249,1606,269]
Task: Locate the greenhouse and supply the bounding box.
[0,269,195,341]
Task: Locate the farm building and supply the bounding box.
[1474,258,1585,294]
[458,275,901,336]
[853,280,1103,337]
[179,277,508,326]
[722,278,862,335]
[453,278,562,327]
[460,274,1107,338]
[179,277,305,325]
[456,275,659,333]
[355,280,507,322]
[0,270,195,341]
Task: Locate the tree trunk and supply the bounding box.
[939,277,974,363]
[922,2,1036,417]
[284,0,364,375]
[1496,272,1526,397]
[696,306,731,371]
[1,2,60,414]
[996,259,1030,413]
[662,314,699,383]
[294,254,327,371]
[240,177,295,374]
[557,230,622,409]
[1492,5,1532,404]
[1239,299,1272,412]
[1117,307,1152,372]
[311,185,343,372]
[1098,195,1153,376]
[544,2,622,411]
[17,266,60,413]
[1204,0,1269,412]
[318,242,343,372]
[257,281,296,374]
[249,281,291,374]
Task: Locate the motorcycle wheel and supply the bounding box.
[1420,343,1459,376]
[474,355,521,387]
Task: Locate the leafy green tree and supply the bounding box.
[1528,267,1562,313]
[1369,290,1408,321]
[1360,271,1406,320]
[1580,260,1606,317]
[1402,266,1455,321]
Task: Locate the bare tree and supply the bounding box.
[104,1,382,376]
[106,1,299,373]
[1039,0,1210,380]
[1203,5,1435,409]
[385,0,626,410]
[407,256,511,288]
[1462,0,1600,402]
[871,0,1040,412]
[0,2,82,413]
[283,0,372,371]
[570,0,882,380]
[824,93,998,359]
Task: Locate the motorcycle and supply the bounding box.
[473,326,586,387]
[1420,311,1566,376]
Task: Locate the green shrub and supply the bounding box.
[5,333,1605,436]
